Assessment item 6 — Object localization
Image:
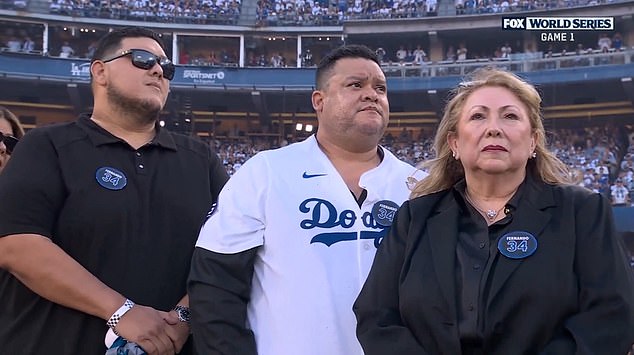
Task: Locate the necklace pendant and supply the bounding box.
[486,209,498,220]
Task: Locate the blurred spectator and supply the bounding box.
[375,47,386,62]
[413,45,427,64]
[500,42,512,58]
[446,45,456,61]
[22,37,35,52]
[613,32,623,51]
[456,43,468,61]
[270,52,285,67]
[257,54,267,66]
[301,49,313,67]
[612,178,630,207]
[426,0,437,14]
[59,41,75,58]
[597,33,612,53]
[6,37,21,52]
[396,45,407,62]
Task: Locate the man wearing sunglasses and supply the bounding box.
[0,27,228,355]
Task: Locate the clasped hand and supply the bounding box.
[114,304,190,355]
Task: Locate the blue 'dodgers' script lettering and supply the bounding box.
[299,198,388,247]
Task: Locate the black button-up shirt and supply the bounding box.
[453,179,525,352]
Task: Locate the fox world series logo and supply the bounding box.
[502,16,614,42]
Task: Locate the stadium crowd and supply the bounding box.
[211,124,634,206]
[48,0,241,24]
[0,0,615,27]
[255,0,624,26]
[454,0,616,15]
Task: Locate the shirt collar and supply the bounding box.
[77,115,177,151]
[452,175,527,214]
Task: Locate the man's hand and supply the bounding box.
[114,305,176,355]
[162,310,191,353]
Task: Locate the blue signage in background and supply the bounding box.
[182,67,226,85]
[70,62,91,78]
[0,53,92,81]
[0,52,316,90]
[3,51,634,92]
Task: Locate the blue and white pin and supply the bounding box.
[371,200,400,227]
[497,231,538,259]
[96,166,127,191]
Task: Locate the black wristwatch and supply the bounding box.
[173,305,191,323]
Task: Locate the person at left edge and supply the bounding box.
[0,105,25,174]
[0,26,228,355]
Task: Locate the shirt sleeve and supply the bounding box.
[196,153,268,253]
[541,191,634,353]
[189,152,266,355]
[0,128,65,239]
[188,246,258,355]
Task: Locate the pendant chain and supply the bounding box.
[464,191,507,221]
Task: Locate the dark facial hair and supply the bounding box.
[106,83,162,125]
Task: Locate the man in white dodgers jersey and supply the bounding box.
[188,44,426,355]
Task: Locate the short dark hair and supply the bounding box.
[90,27,166,63]
[315,44,380,90]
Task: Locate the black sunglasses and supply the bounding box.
[101,49,175,80]
[1,134,18,155]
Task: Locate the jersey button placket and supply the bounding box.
[135,151,146,175]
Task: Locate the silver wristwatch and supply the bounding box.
[173,305,191,323]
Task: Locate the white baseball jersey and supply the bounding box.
[612,185,629,205]
[196,135,421,355]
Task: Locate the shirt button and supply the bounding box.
[479,242,486,249]
[468,304,474,311]
[473,264,481,270]
[363,242,371,250]
[138,164,144,169]
[135,152,141,157]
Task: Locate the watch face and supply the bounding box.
[175,306,191,322]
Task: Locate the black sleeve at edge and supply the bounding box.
[188,246,258,355]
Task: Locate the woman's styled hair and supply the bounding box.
[410,67,573,198]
